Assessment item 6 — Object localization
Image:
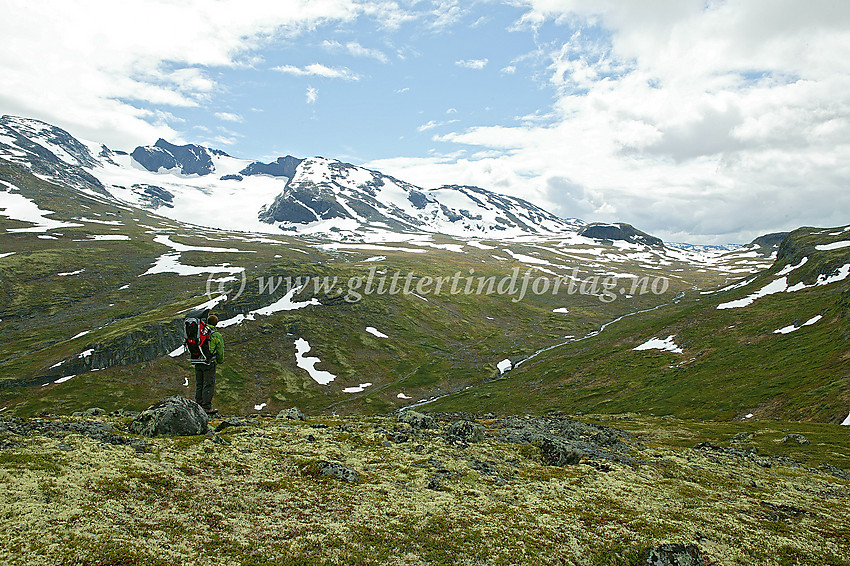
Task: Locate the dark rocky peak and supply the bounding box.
[239,155,303,179]
[579,222,663,246]
[0,115,107,195]
[130,138,215,176]
[0,115,99,169]
[751,232,789,249]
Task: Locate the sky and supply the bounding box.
[1,0,850,244]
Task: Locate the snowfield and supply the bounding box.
[633,335,684,354]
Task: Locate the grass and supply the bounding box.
[428,232,850,424]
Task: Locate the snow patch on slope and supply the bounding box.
[633,335,683,354]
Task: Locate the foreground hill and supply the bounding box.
[0,408,848,565]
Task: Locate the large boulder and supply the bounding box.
[398,410,433,429]
[128,396,209,437]
[316,460,360,483]
[277,407,306,421]
[541,438,583,466]
[646,543,704,566]
[446,420,485,444]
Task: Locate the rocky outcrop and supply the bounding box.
[541,438,583,466]
[316,460,359,483]
[239,156,303,179]
[0,416,146,452]
[446,420,485,444]
[277,407,306,421]
[0,116,108,195]
[496,415,631,464]
[579,222,663,246]
[646,543,704,566]
[45,319,185,381]
[129,184,174,209]
[398,410,433,429]
[751,232,788,249]
[130,139,217,176]
[128,396,209,437]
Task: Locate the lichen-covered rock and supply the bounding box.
[316,460,359,483]
[446,420,485,443]
[398,410,433,429]
[277,407,306,421]
[646,543,704,566]
[541,438,583,466]
[214,417,247,433]
[781,433,810,445]
[128,396,209,437]
[73,407,105,417]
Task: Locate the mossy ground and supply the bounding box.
[1,412,848,565]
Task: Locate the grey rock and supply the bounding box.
[732,432,754,443]
[579,222,662,246]
[497,416,631,464]
[73,408,105,417]
[131,139,217,176]
[277,407,306,421]
[821,463,850,480]
[128,396,209,437]
[214,417,246,433]
[109,409,139,418]
[240,155,303,179]
[693,442,771,468]
[398,410,433,429]
[56,442,74,451]
[781,433,810,445]
[316,460,359,483]
[646,543,704,566]
[541,438,583,466]
[446,421,485,444]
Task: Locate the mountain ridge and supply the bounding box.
[0,114,631,243]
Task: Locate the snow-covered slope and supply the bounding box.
[0,115,587,240]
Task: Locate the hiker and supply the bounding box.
[194,314,224,415]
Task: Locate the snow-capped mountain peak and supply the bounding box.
[0,115,598,241]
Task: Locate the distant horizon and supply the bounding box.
[2,1,848,244]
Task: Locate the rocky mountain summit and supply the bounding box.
[0,115,595,240]
[1,398,848,565]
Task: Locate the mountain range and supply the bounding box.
[0,114,848,428]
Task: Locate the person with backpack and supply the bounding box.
[193,313,224,415]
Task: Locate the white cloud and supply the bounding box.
[455,58,489,69]
[417,119,459,132]
[215,112,243,123]
[322,39,388,63]
[0,0,363,148]
[376,1,850,243]
[273,63,360,80]
[306,86,319,104]
[431,1,465,29]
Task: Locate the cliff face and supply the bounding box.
[43,320,185,383]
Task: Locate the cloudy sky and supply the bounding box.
[2,0,849,243]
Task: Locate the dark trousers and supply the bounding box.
[194,363,216,410]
